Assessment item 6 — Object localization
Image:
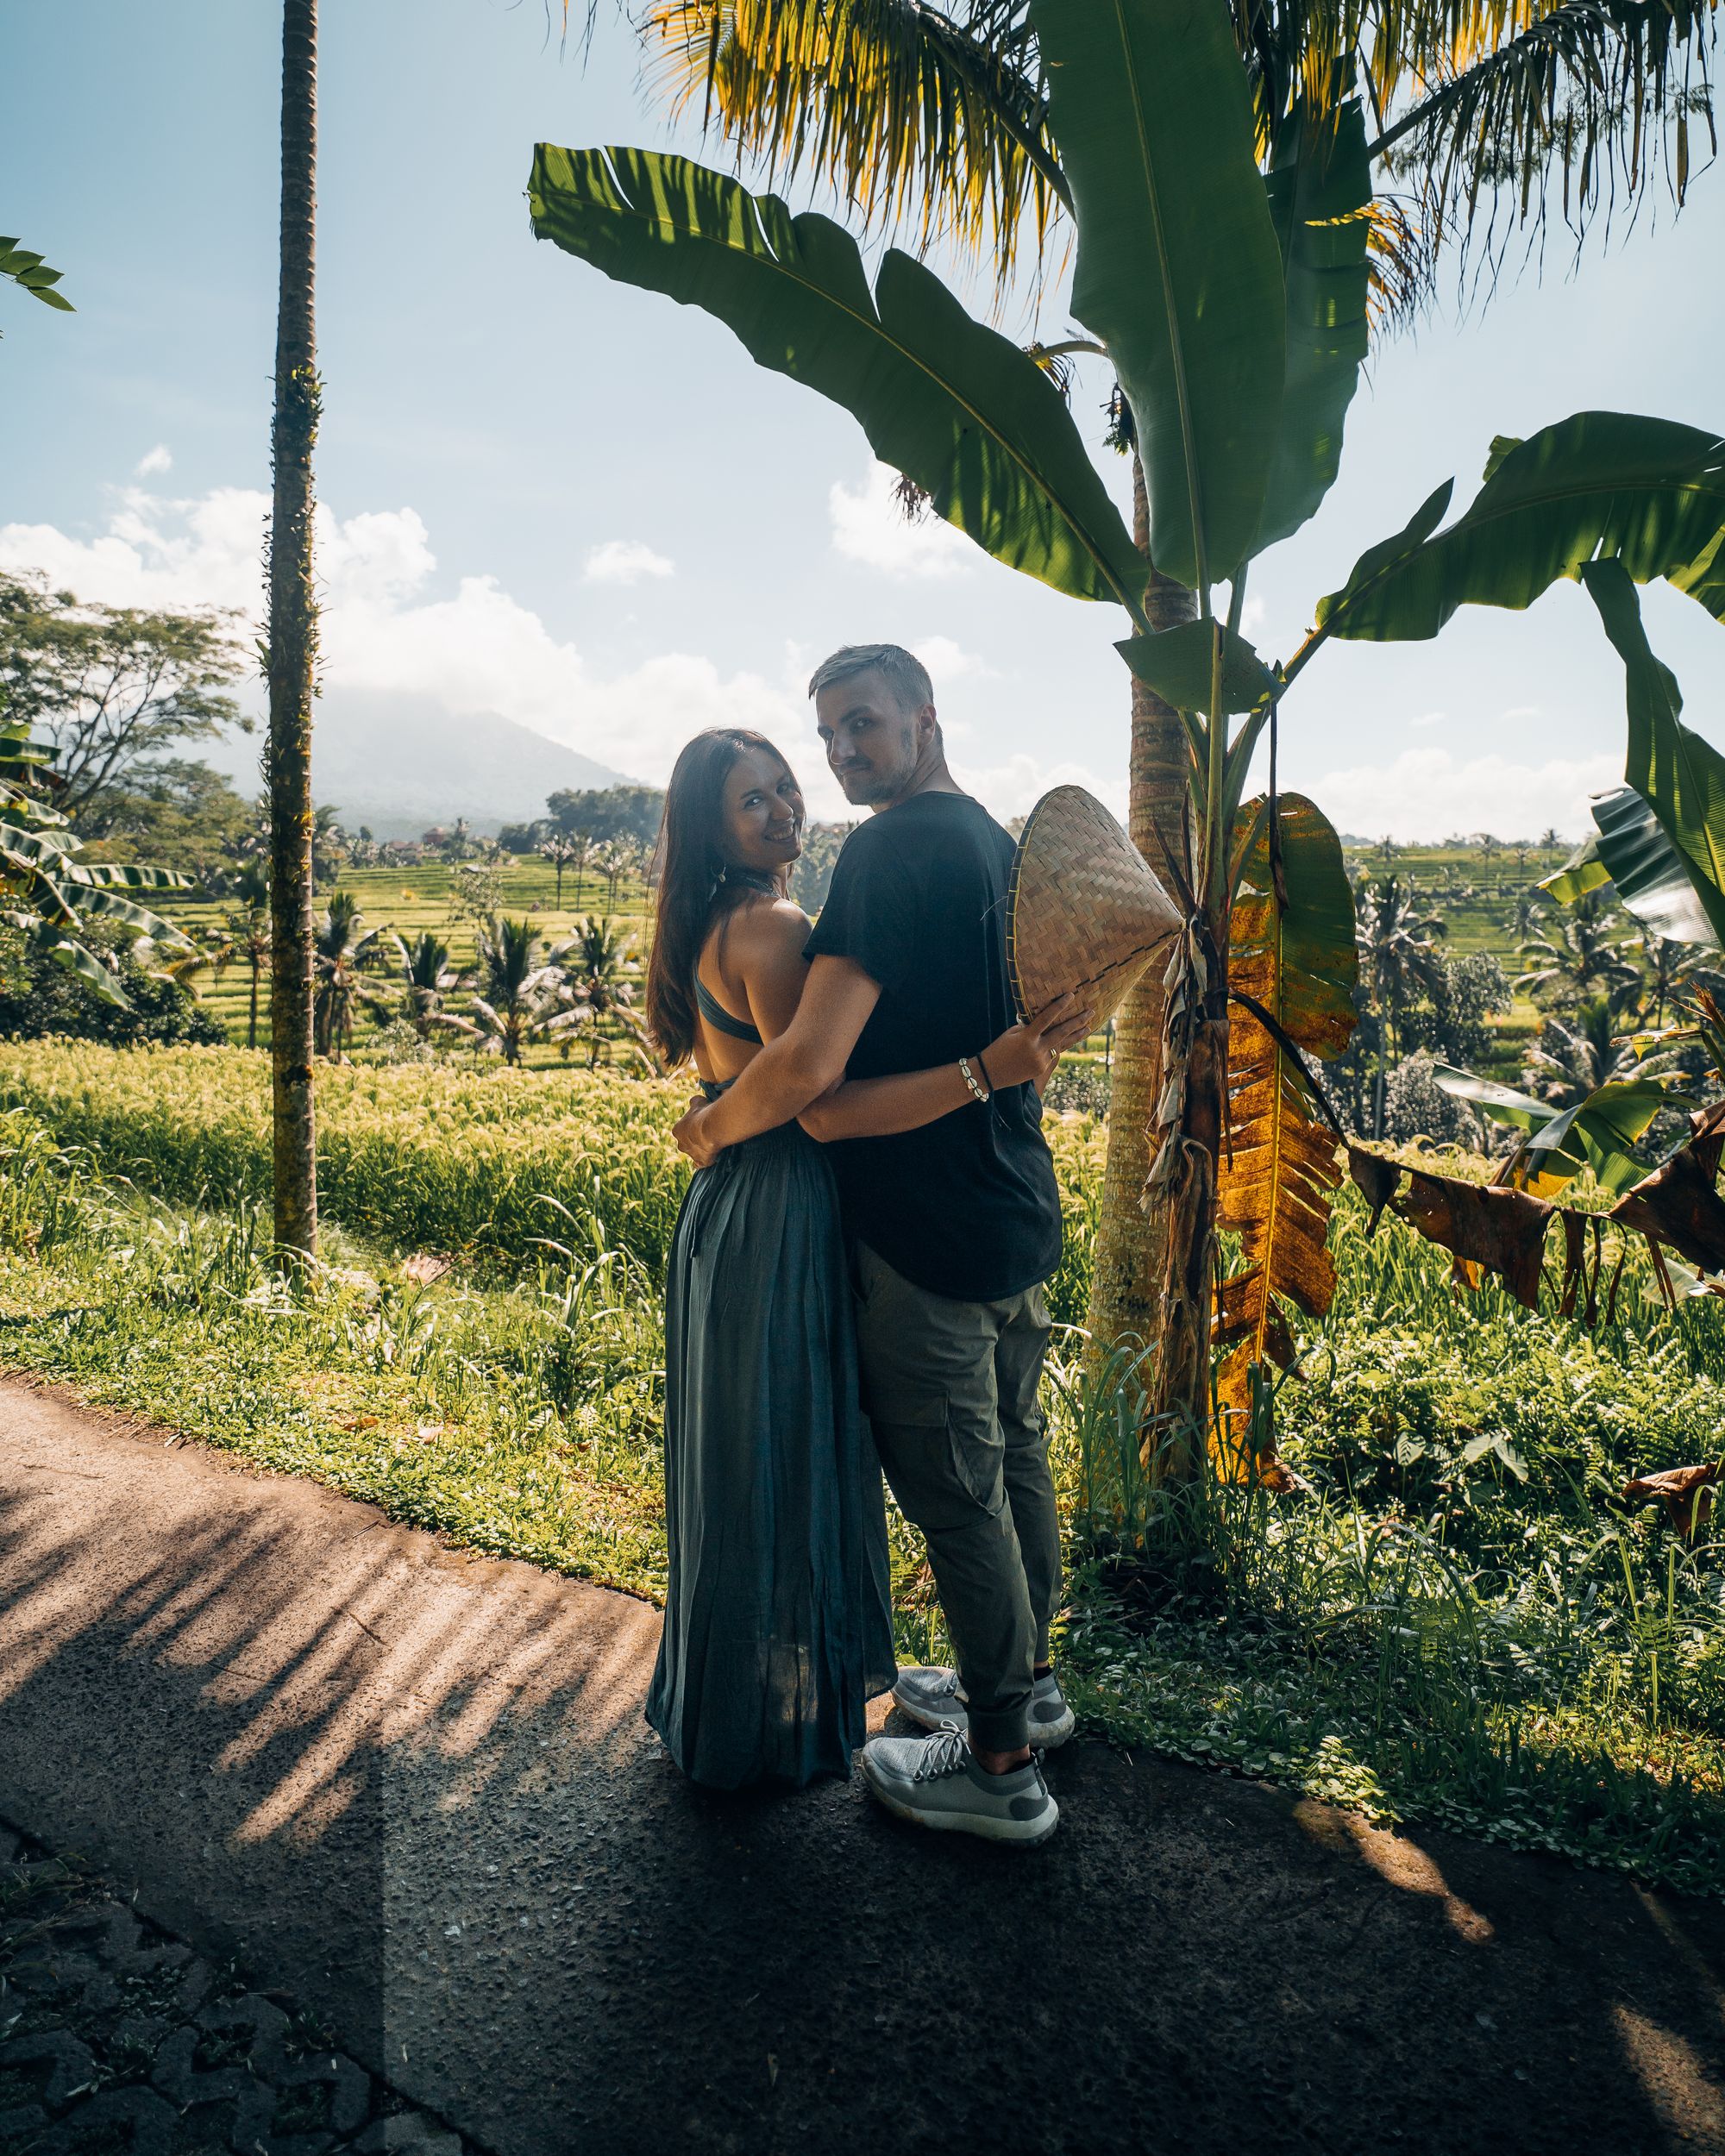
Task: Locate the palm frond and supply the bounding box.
[1369,0,1717,296]
[636,0,1066,275]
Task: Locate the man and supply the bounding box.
[672,643,1085,1846]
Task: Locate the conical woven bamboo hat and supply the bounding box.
[1007,785,1182,1030]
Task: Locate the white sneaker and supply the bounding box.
[892,1664,1076,1751]
[860,1728,1059,1846]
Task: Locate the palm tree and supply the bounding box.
[310,801,347,884]
[563,915,653,1068]
[624,0,1716,1370]
[266,0,320,1259]
[311,890,383,1061]
[1515,889,1640,1007]
[563,829,595,909]
[1636,930,1691,1032]
[221,862,272,1049]
[539,835,580,908]
[1523,991,1658,1109]
[471,914,584,1066]
[1509,889,1546,947]
[385,929,469,1040]
[1357,875,1446,1138]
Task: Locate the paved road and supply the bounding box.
[3,1371,1724,2155]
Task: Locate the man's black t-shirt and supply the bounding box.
[802,789,1063,1302]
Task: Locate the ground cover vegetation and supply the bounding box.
[0,1050,1720,1896]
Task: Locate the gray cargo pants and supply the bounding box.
[850,1239,1061,1756]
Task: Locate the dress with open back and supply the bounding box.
[644,949,896,1788]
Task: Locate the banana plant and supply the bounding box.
[526,0,1725,1463]
[1,715,191,1008]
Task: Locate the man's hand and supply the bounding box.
[673,1094,723,1169]
[980,993,1095,1092]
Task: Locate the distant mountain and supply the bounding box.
[204,692,631,838]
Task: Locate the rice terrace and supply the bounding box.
[3,3,1725,2153]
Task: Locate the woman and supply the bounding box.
[642,726,1081,1789]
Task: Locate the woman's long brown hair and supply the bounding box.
[645,728,794,1067]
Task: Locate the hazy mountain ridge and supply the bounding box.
[202,692,631,838]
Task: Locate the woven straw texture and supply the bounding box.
[1007,786,1182,1029]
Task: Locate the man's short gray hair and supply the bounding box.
[806,642,933,712]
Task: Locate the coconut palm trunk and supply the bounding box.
[265,0,320,1261]
[1086,454,1196,1364]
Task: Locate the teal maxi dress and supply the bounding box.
[644,975,897,1789]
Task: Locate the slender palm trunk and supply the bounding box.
[266,0,319,1260]
[1085,454,1195,1366]
[248,951,260,1051]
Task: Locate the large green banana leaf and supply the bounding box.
[1315,413,1725,641]
[1431,1062,1667,1198]
[1115,620,1276,715]
[1253,97,1372,556]
[528,146,1142,611]
[1543,785,1722,948]
[1580,557,1725,947]
[1031,0,1285,591]
[1538,831,1611,907]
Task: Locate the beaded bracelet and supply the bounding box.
[958,1055,991,1105]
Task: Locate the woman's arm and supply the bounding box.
[798,994,1092,1142]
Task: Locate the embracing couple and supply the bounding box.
[641,642,1090,1847]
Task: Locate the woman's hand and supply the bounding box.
[673,1094,722,1168]
[979,993,1095,1093]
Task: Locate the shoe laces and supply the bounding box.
[912,1729,972,1783]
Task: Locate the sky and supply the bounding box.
[3,0,1722,837]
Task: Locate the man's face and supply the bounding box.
[814,669,927,808]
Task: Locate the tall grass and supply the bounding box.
[0,1044,1105,1322]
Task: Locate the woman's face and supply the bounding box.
[719,746,804,873]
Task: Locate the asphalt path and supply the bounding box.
[3,1372,1723,2155]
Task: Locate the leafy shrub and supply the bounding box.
[0,922,227,1048]
[1044,1056,1112,1119]
[1382,1050,1483,1148]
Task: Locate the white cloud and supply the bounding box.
[135,443,172,478]
[948,749,1120,824]
[0,484,822,798]
[0,482,1105,824]
[915,635,994,685]
[1408,710,1445,730]
[1,486,266,613]
[829,461,975,580]
[582,538,674,586]
[1302,746,1616,843]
